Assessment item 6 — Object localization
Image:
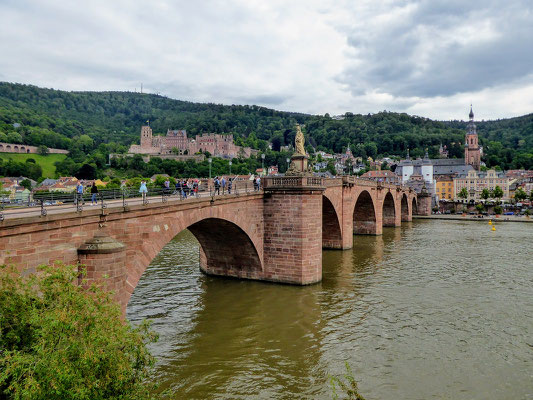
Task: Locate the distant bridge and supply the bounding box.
[0,177,428,312]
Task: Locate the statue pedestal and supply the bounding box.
[286,154,309,176]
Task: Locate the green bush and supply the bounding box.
[494,205,503,215]
[0,263,160,400]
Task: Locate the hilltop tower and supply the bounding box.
[464,106,481,170]
[140,125,153,149]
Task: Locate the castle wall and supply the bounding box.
[0,142,69,155]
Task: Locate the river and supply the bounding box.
[127,219,533,399]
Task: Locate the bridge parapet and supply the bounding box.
[323,178,343,187]
[340,175,409,192]
[263,176,325,191]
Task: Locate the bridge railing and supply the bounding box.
[1,180,262,220]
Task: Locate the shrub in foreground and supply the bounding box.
[0,263,160,400]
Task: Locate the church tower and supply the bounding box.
[140,125,153,149]
[464,106,481,170]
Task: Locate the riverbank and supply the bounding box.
[414,214,533,223]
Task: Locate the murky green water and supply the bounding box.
[127,220,533,399]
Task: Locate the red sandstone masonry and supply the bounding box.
[263,187,324,285]
[1,180,414,314]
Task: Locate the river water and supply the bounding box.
[127,219,533,399]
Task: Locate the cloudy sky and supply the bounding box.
[1,0,532,120]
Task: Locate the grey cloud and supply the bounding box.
[339,0,533,98]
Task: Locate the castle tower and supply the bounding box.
[464,106,481,170]
[140,125,153,149]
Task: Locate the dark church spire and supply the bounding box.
[469,104,474,121]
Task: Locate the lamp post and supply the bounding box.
[261,153,265,175]
[286,157,290,172]
[229,160,232,176]
[208,158,212,179]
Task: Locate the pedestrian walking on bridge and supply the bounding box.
[139,180,148,202]
[91,182,98,205]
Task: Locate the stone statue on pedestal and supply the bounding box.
[294,124,306,155]
[286,124,311,176]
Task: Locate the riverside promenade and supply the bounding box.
[414,214,533,223]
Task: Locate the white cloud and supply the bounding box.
[0,0,532,120]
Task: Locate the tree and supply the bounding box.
[475,203,484,214]
[481,188,490,201]
[491,185,504,201]
[344,158,353,175]
[77,163,97,180]
[514,187,527,202]
[106,177,122,189]
[38,145,49,155]
[77,134,94,153]
[19,178,32,190]
[0,263,160,400]
[458,187,468,200]
[6,131,23,144]
[326,160,336,176]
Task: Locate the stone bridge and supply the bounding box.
[0,177,428,312]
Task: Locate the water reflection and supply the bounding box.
[128,221,533,400]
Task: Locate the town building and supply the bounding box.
[505,170,533,179]
[0,177,36,201]
[438,143,449,158]
[464,106,482,171]
[360,170,401,185]
[453,169,510,201]
[395,107,486,199]
[129,125,258,159]
[435,175,454,200]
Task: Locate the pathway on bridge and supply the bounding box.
[1,189,261,221]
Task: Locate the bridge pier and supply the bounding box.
[78,233,129,312]
[263,177,325,285]
[416,191,432,216]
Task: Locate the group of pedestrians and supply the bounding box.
[75,182,100,206]
[174,179,200,198]
[138,178,201,200]
[213,176,233,195]
[75,175,251,208]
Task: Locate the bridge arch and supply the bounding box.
[382,191,396,227]
[401,193,409,221]
[189,218,262,277]
[123,208,264,307]
[353,190,377,235]
[322,195,342,249]
[411,197,418,215]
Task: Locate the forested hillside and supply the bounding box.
[0,82,531,181]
